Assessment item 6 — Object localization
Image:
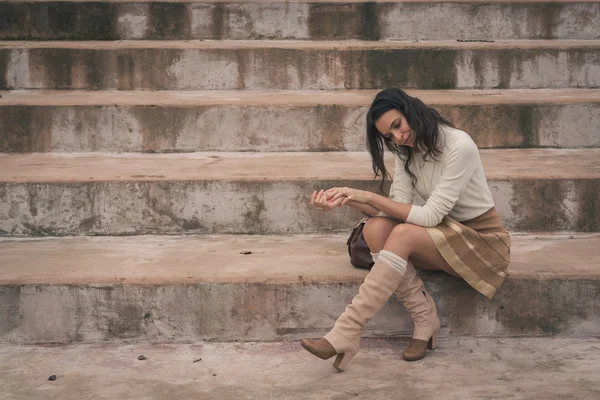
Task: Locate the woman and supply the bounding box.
[301,88,511,371]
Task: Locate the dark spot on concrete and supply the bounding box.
[106,302,144,340]
[27,185,39,218]
[133,107,193,152]
[534,3,563,40]
[438,105,526,148]
[0,107,53,152]
[510,180,571,231]
[78,216,99,232]
[0,3,27,40]
[71,3,117,40]
[108,53,129,89]
[517,105,538,147]
[308,3,380,40]
[494,279,598,336]
[496,50,514,89]
[22,223,60,237]
[0,286,21,337]
[182,218,203,231]
[211,4,226,40]
[85,50,113,90]
[568,48,600,89]
[575,179,600,232]
[31,49,73,89]
[242,193,267,233]
[315,105,347,150]
[0,50,10,89]
[1,3,118,39]
[143,49,184,90]
[356,49,458,89]
[438,278,480,335]
[147,3,191,40]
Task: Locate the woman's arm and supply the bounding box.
[327,189,412,220]
[367,193,413,221]
[345,200,381,216]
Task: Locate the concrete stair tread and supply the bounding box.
[3,89,599,106]
[1,233,599,285]
[1,339,600,400]
[1,150,599,183]
[2,39,600,50]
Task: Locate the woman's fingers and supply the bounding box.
[324,188,339,200]
[316,190,326,208]
[312,188,351,211]
[326,187,352,202]
[328,190,345,202]
[312,190,325,210]
[332,197,345,207]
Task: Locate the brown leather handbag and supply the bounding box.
[346,218,374,270]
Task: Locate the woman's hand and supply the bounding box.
[326,187,373,204]
[311,189,345,211]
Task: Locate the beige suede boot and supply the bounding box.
[394,261,440,361]
[301,253,407,371]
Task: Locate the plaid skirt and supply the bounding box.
[426,207,511,299]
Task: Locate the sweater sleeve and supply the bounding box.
[376,156,415,219]
[406,135,479,227]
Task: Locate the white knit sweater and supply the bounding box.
[378,125,495,227]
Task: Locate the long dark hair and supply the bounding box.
[366,88,455,191]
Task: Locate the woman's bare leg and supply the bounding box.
[362,217,398,253]
[363,217,459,277]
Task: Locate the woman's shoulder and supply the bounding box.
[440,125,478,153]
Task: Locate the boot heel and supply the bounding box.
[427,331,439,350]
[332,351,356,372]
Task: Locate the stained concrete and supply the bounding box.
[1,233,599,285]
[4,89,598,106]
[1,41,599,89]
[2,2,599,40]
[1,150,598,183]
[1,89,599,152]
[0,234,599,343]
[0,151,598,234]
[1,339,600,400]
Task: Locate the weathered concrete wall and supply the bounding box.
[1,46,599,90]
[1,275,598,344]
[1,2,598,40]
[0,179,598,236]
[1,103,598,153]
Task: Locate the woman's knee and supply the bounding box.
[386,223,421,249]
[363,217,399,251]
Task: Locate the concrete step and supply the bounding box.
[1,150,598,235]
[2,1,599,41]
[1,89,599,153]
[2,339,600,399]
[1,40,599,90]
[0,233,598,344]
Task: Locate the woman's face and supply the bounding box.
[375,109,415,147]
